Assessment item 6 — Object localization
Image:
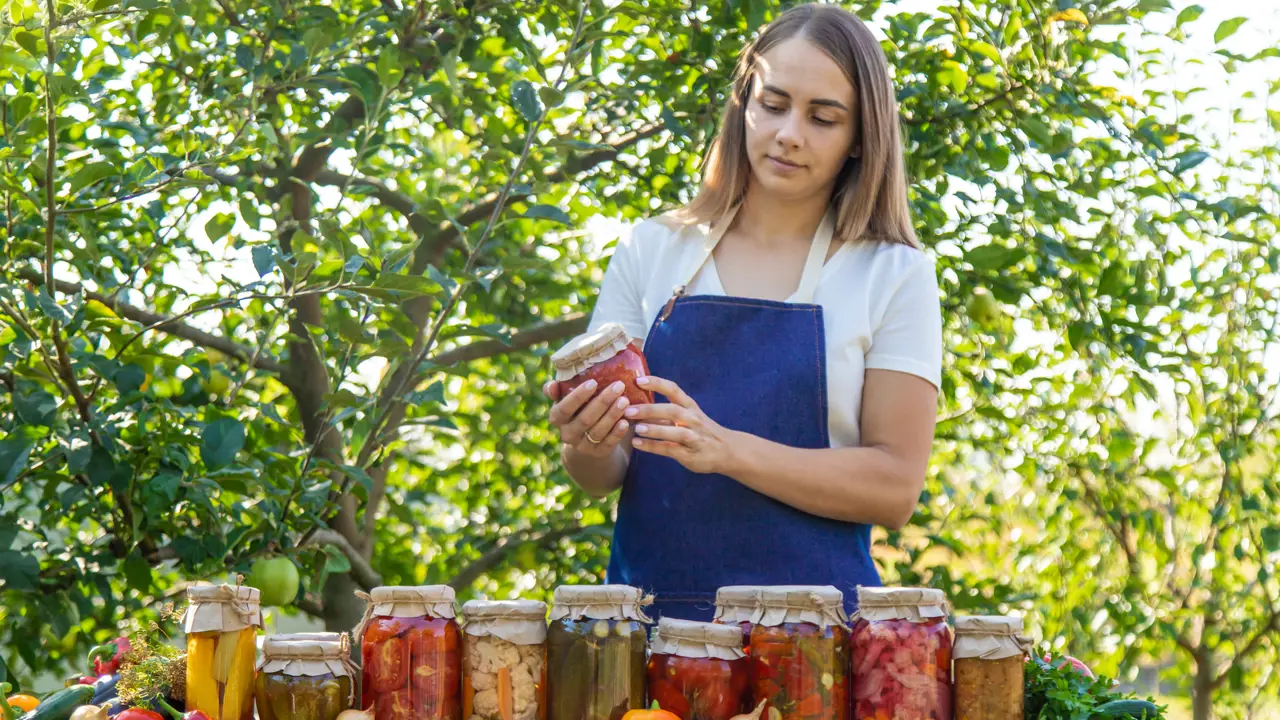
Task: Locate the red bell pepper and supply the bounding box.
[89,637,132,676]
[116,710,165,720]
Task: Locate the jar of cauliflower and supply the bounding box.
[461,600,548,720]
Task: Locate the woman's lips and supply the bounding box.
[767,156,803,173]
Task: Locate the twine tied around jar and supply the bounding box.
[183,576,262,634]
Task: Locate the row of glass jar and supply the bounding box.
[181,582,1027,720]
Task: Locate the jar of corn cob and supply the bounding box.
[184,583,263,720]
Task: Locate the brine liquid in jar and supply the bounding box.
[254,632,355,720]
[358,585,462,720]
[546,585,651,720]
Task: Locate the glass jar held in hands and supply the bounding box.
[546,323,653,456]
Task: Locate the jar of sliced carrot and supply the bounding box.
[183,583,263,720]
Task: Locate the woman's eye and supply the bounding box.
[761,103,785,113]
[813,116,835,126]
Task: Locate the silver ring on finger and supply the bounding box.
[584,429,604,444]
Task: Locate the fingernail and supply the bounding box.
[636,424,648,434]
[633,438,643,447]
[585,380,597,390]
[625,408,638,418]
[616,398,629,410]
[637,376,650,386]
[618,420,628,431]
[608,381,623,394]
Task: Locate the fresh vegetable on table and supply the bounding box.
[69,706,109,720]
[90,640,133,678]
[1024,653,1165,719]
[621,702,682,720]
[6,696,38,713]
[18,684,95,720]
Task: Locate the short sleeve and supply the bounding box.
[587,221,650,341]
[864,258,943,389]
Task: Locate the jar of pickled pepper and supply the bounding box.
[356,585,462,720]
[850,587,952,720]
[648,618,750,720]
[713,586,764,653]
[953,616,1031,720]
[546,585,651,720]
[461,600,548,720]
[255,632,356,720]
[551,323,653,406]
[183,584,262,720]
[750,586,850,720]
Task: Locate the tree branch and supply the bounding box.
[449,523,606,591]
[431,313,589,368]
[17,269,285,373]
[305,528,383,590]
[297,593,325,617]
[1212,609,1280,690]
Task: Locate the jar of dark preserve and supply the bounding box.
[551,322,653,406]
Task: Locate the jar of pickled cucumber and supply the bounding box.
[461,600,548,720]
[953,616,1031,720]
[546,585,651,720]
[255,632,356,720]
[183,584,263,720]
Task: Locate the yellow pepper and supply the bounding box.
[221,627,258,720]
[186,632,221,718]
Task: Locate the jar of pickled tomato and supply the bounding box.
[551,323,653,406]
[648,618,750,720]
[356,585,462,720]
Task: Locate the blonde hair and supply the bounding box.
[670,3,918,248]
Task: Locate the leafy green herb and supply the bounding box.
[1025,652,1167,720]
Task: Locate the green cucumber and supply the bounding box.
[1092,698,1163,719]
[19,684,95,720]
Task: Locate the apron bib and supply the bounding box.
[606,205,881,620]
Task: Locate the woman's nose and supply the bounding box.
[775,110,804,148]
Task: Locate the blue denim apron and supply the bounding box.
[606,205,882,621]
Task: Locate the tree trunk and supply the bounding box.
[1193,647,1215,720]
[322,571,367,635]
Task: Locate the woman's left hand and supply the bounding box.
[624,376,738,475]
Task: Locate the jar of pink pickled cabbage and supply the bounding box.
[850,587,952,720]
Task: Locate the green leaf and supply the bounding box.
[252,245,275,277]
[0,437,33,486]
[14,387,57,426]
[371,273,443,296]
[510,80,543,121]
[68,162,116,194]
[123,548,152,590]
[1214,17,1247,44]
[407,380,446,406]
[0,550,40,591]
[967,41,1002,64]
[377,50,404,88]
[523,204,572,225]
[14,30,40,58]
[967,245,1027,271]
[1173,150,1210,174]
[205,213,234,242]
[115,363,146,395]
[201,418,246,469]
[538,85,565,108]
[1176,5,1204,27]
[936,61,968,93]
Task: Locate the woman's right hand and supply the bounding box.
[544,379,631,457]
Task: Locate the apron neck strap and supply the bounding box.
[677,204,835,304]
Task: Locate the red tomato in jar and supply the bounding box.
[376,688,415,720]
[557,342,653,407]
[366,635,409,693]
[649,678,691,716]
[410,654,461,696]
[415,690,462,720]
[364,617,408,645]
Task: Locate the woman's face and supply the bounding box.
[743,35,859,202]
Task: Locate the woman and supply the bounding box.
[543,3,942,621]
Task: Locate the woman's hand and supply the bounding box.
[625,376,738,475]
[544,379,631,458]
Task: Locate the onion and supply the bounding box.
[335,710,375,720]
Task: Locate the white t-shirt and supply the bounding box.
[587,216,943,449]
